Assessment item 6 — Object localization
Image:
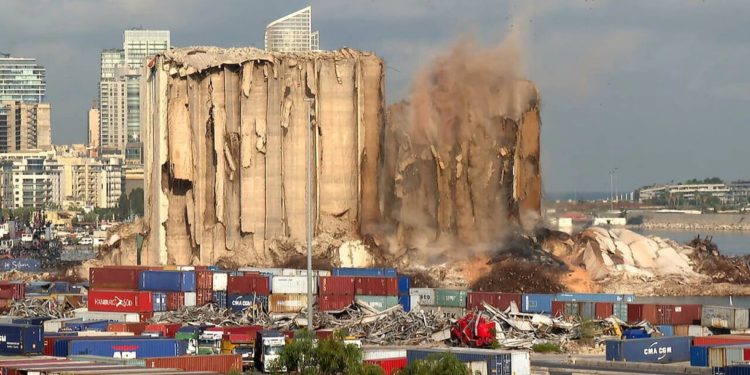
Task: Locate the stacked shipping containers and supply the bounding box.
[333,268,401,312]
[411,288,468,318]
[318,276,355,312]
[227,272,271,312]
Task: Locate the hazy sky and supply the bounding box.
[1,0,748,194]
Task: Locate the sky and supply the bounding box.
[1,0,748,195]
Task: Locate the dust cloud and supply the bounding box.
[376,31,543,265]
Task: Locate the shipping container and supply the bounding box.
[195,289,213,306]
[364,348,407,360]
[143,323,182,338]
[238,267,284,275]
[268,294,310,313]
[0,258,41,272]
[409,288,436,306]
[552,301,578,317]
[579,301,595,320]
[139,271,197,292]
[605,336,692,363]
[691,345,749,367]
[107,322,148,335]
[43,318,80,333]
[228,294,269,312]
[318,276,355,295]
[657,325,674,336]
[522,294,553,313]
[212,272,228,291]
[354,277,398,296]
[399,295,415,312]
[0,324,42,354]
[364,358,407,375]
[555,293,635,303]
[397,276,410,296]
[722,364,750,375]
[356,296,399,311]
[11,316,49,326]
[671,304,702,325]
[227,274,271,295]
[63,320,110,332]
[51,281,71,293]
[88,290,154,313]
[195,271,213,290]
[0,281,25,300]
[613,302,628,322]
[332,267,397,277]
[595,302,613,319]
[467,292,521,311]
[67,338,187,358]
[406,348,529,375]
[212,291,227,308]
[702,306,750,330]
[152,292,167,312]
[90,267,141,290]
[414,305,467,319]
[72,308,144,323]
[166,292,184,311]
[694,335,750,347]
[434,289,467,308]
[184,292,196,307]
[144,354,241,372]
[271,276,318,294]
[317,294,354,312]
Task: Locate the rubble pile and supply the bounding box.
[688,235,750,284]
[8,298,73,318]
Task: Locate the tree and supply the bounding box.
[117,193,130,220]
[272,330,384,375]
[128,188,144,217]
[399,352,471,375]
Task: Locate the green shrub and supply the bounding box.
[398,352,470,375]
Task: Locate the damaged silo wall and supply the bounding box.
[141,47,385,266]
[378,39,542,259]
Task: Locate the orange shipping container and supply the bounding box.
[144,354,242,373]
[196,271,213,290]
[107,322,148,335]
[269,294,310,313]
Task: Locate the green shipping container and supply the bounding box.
[356,296,399,311]
[434,289,467,308]
[614,302,628,322]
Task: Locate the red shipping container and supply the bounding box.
[318,294,354,311]
[354,277,398,296]
[627,303,658,323]
[167,292,185,310]
[743,348,750,361]
[316,329,334,340]
[139,311,154,322]
[205,325,263,337]
[551,301,565,316]
[88,289,154,312]
[595,302,614,319]
[196,289,213,306]
[144,354,242,373]
[89,267,141,290]
[228,274,270,295]
[670,304,702,325]
[144,323,182,337]
[319,276,355,295]
[0,281,25,300]
[196,271,213,290]
[467,292,521,311]
[694,335,750,347]
[365,358,408,375]
[107,322,148,335]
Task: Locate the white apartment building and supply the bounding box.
[58,156,123,209]
[639,183,730,204]
[0,151,61,209]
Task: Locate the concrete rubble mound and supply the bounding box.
[141,46,385,266]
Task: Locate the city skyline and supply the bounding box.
[1,1,748,194]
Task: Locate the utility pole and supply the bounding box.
[609,169,614,210]
[305,97,314,330]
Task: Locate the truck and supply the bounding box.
[255,330,286,373]
[197,329,224,355]
[221,333,255,371]
[174,325,209,354]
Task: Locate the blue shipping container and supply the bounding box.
[606,336,692,363]
[399,295,411,312]
[153,292,167,312]
[332,267,397,277]
[26,281,52,294]
[213,291,227,308]
[691,344,750,367]
[398,276,410,295]
[50,281,71,293]
[139,270,196,292]
[228,294,268,312]
[407,348,521,375]
[622,328,650,339]
[0,258,41,272]
[556,293,635,303]
[722,365,750,375]
[68,338,187,358]
[522,294,553,313]
[12,317,50,326]
[63,320,110,332]
[0,324,42,354]
[657,325,674,336]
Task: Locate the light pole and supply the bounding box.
[305,97,314,330]
[609,169,614,210]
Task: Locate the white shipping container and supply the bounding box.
[0,316,21,324]
[239,267,284,276]
[72,308,141,322]
[179,266,195,271]
[409,288,436,306]
[691,325,712,336]
[363,349,407,361]
[212,272,228,291]
[44,317,79,333]
[297,269,332,277]
[77,331,135,337]
[467,361,488,375]
[511,351,531,375]
[271,276,318,294]
[184,292,196,307]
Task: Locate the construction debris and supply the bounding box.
[8,298,73,318]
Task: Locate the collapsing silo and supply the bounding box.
[377,39,542,261]
[141,47,384,266]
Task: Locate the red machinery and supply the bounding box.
[451,312,496,347]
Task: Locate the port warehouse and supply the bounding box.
[9,266,750,373]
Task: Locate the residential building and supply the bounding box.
[638,183,730,205]
[0,54,46,103]
[88,106,100,157]
[0,101,51,152]
[0,151,61,209]
[58,156,122,208]
[265,6,320,52]
[728,180,750,207]
[98,30,170,162]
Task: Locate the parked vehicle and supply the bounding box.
[255,330,286,373]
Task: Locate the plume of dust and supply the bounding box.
[379,29,541,267]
